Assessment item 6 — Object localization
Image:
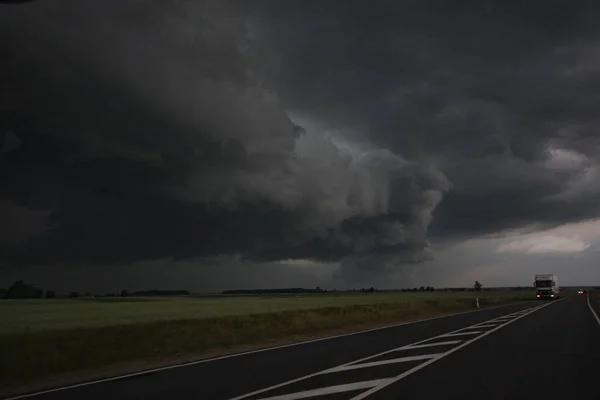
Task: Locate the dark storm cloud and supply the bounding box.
[250,0,600,241]
[2,0,600,284]
[0,0,449,280]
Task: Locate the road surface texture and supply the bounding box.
[4,295,599,400]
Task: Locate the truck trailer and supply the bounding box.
[534,274,559,300]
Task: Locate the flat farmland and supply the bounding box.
[1,291,532,335]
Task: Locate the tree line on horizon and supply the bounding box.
[1,279,551,300]
[0,281,190,299]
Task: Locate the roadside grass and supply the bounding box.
[0,291,532,389]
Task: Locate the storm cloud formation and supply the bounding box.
[2,0,600,287]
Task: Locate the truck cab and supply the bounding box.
[535,274,559,300]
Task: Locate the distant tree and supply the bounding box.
[5,280,43,299]
[419,286,425,292]
[474,281,483,292]
[69,291,79,298]
[45,290,56,299]
[120,290,129,297]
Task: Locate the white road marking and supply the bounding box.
[230,304,543,400]
[327,354,442,373]
[470,324,497,328]
[4,300,534,400]
[488,318,513,323]
[255,379,393,400]
[440,330,482,337]
[587,293,600,327]
[349,300,563,400]
[404,340,462,349]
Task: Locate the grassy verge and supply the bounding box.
[0,294,529,390]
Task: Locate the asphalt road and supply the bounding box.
[5,295,600,400]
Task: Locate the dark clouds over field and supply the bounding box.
[2,0,600,290]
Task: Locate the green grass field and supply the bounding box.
[1,291,532,335]
[0,290,534,393]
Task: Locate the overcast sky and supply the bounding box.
[2,0,600,293]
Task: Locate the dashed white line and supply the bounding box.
[230,304,549,400]
[255,379,393,400]
[327,354,442,373]
[471,324,497,328]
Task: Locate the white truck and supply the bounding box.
[534,274,559,300]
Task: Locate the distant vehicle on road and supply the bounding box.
[535,274,559,300]
[577,289,586,295]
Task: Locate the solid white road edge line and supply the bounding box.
[349,298,564,400]
[586,293,600,327]
[3,299,535,400]
[228,303,543,400]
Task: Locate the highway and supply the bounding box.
[5,295,600,400]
